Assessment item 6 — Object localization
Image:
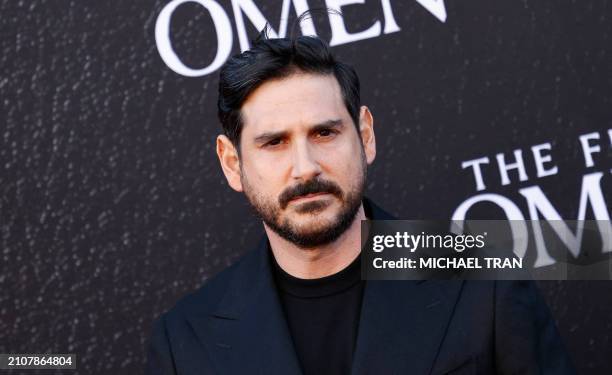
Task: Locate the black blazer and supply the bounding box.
[146,199,575,375]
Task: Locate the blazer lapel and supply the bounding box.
[353,198,465,374]
[351,280,464,375]
[186,238,302,375]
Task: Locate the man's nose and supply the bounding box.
[290,140,322,180]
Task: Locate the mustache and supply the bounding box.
[278,178,343,209]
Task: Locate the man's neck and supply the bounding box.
[264,204,366,279]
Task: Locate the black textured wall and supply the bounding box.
[1,1,610,374]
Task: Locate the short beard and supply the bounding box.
[241,152,367,249]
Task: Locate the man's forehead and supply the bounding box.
[240,72,347,133]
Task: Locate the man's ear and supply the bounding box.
[216,134,244,192]
[359,105,376,164]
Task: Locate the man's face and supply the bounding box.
[233,72,373,248]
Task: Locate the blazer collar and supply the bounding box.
[187,197,464,375]
[187,236,303,374]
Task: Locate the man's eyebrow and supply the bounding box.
[252,119,344,144]
[310,119,344,132]
[253,130,289,144]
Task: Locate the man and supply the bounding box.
[146,33,575,374]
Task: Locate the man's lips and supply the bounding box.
[289,192,331,203]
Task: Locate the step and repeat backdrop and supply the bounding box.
[2,0,611,373]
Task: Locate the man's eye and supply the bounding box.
[264,138,283,147]
[317,129,336,137]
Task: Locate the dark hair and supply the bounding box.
[217,30,361,148]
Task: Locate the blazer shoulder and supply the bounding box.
[146,252,254,375]
[163,250,251,321]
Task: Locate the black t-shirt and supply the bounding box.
[272,253,365,375]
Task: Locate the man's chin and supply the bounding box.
[276,224,343,249]
[289,219,336,236]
